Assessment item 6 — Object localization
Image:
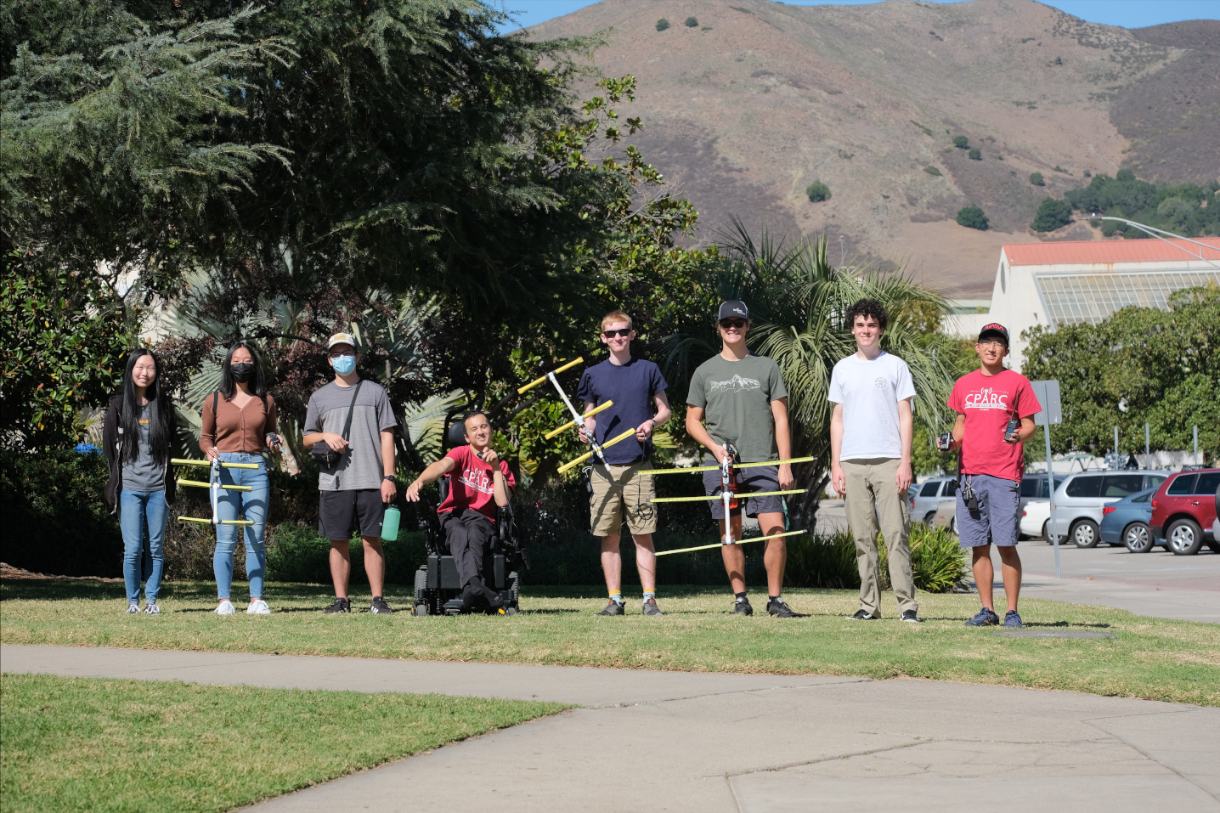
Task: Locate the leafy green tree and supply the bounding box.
[685,16,699,27]
[953,136,969,149]
[1029,172,1045,186]
[1022,286,1220,462]
[968,148,982,161]
[1063,173,1216,237]
[656,18,670,30]
[806,181,832,202]
[0,261,135,449]
[660,225,953,529]
[1031,198,1072,232]
[956,206,989,230]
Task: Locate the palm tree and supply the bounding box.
[661,222,954,529]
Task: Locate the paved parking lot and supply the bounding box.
[816,501,1219,623]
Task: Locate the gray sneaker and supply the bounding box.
[143,602,161,615]
[642,598,664,616]
[965,607,1000,627]
[597,600,625,616]
[1003,610,1023,628]
[126,603,140,614]
[900,610,922,623]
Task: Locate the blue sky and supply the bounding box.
[495,0,1219,33]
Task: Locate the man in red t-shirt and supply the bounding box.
[406,412,515,610]
[941,324,1041,628]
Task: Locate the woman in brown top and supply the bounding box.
[200,340,281,615]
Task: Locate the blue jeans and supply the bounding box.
[119,489,167,604]
[214,452,269,600]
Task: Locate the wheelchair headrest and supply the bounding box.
[445,421,466,450]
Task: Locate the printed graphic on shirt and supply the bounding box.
[962,386,1013,412]
[457,467,495,495]
[709,374,761,393]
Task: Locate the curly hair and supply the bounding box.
[844,298,888,331]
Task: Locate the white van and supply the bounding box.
[1048,470,1169,548]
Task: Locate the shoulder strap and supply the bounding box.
[340,380,364,443]
[213,391,219,416]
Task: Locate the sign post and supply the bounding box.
[1031,380,1062,578]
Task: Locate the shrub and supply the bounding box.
[265,524,427,585]
[0,449,121,577]
[1029,172,1045,186]
[684,16,698,27]
[1032,197,1072,232]
[953,135,969,149]
[784,525,966,592]
[956,206,989,230]
[1116,169,1135,182]
[968,148,982,161]
[656,18,670,30]
[806,181,831,202]
[923,166,942,176]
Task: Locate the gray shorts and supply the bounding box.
[956,474,1020,548]
[703,465,784,520]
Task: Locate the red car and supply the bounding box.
[1150,468,1220,556]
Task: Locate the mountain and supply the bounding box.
[530,0,1220,295]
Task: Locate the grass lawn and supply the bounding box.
[2,578,1217,707]
[0,673,565,813]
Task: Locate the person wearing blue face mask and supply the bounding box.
[302,333,399,614]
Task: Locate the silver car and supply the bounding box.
[1048,470,1169,548]
[909,477,957,525]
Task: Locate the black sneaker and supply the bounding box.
[596,600,625,616]
[370,596,394,615]
[766,597,796,618]
[1003,610,1023,628]
[900,610,922,623]
[642,598,664,616]
[324,597,351,614]
[733,598,754,616]
[965,607,1000,627]
[847,609,880,620]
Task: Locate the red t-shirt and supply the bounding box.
[437,446,516,522]
[948,369,1041,482]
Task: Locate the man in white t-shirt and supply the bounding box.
[829,299,920,623]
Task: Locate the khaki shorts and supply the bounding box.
[590,463,657,537]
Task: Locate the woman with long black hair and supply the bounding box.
[103,348,177,614]
[200,340,281,615]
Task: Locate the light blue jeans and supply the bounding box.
[213,453,269,600]
[119,489,167,604]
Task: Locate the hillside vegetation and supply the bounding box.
[530,0,1220,294]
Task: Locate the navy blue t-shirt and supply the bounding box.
[576,357,668,465]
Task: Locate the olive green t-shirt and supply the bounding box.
[687,354,788,463]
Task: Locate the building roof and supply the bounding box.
[1003,238,1220,267]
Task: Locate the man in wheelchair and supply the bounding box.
[405,411,515,612]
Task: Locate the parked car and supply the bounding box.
[1019,474,1051,509]
[1020,498,1051,541]
[1048,470,1169,548]
[1099,486,1158,552]
[935,473,1052,539]
[1150,469,1220,556]
[910,477,956,524]
[931,496,956,535]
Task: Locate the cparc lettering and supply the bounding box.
[962,387,1009,410]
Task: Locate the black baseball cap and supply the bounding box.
[978,323,1010,347]
[718,300,749,321]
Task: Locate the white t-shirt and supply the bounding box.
[828,351,915,461]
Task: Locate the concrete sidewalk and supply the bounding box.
[4,645,1217,812]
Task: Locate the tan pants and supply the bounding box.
[843,458,917,616]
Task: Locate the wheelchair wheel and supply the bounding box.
[507,570,520,613]
[413,567,429,616]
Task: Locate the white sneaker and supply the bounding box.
[126,603,140,614]
[246,599,271,615]
[215,600,236,615]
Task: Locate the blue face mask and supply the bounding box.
[332,354,356,375]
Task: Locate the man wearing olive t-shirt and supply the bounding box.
[942,323,1040,629]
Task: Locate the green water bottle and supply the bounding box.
[381,505,401,541]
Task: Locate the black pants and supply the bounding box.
[440,509,495,588]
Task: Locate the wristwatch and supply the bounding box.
[382,475,396,483]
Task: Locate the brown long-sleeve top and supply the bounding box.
[199,392,278,454]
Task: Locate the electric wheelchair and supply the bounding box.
[412,423,528,616]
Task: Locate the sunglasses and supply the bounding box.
[719,319,747,329]
[602,328,632,338]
